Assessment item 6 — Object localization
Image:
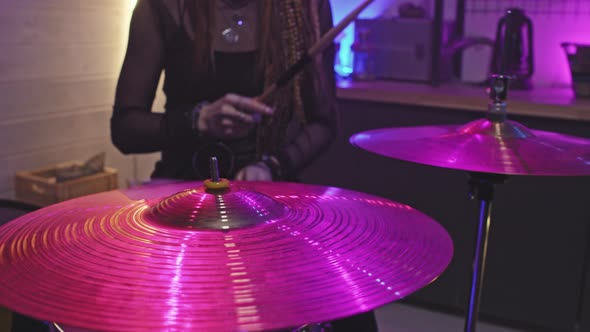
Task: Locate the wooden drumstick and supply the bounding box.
[257,0,374,102]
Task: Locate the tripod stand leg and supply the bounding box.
[464,172,506,332]
[464,198,493,332]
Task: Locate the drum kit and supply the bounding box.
[1,1,590,331]
[1,74,589,332]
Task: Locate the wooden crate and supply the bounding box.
[15,162,118,207]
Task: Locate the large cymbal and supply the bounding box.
[351,118,590,176]
[0,180,452,332]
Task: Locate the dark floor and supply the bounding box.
[375,303,524,332]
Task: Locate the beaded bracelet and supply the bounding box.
[190,101,209,132]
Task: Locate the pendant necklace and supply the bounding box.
[219,0,251,44]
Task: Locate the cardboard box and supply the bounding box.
[15,162,118,207]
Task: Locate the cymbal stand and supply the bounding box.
[464,74,511,332]
[464,172,507,332]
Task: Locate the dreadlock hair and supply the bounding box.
[193,0,326,157]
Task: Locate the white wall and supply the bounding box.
[0,0,161,199]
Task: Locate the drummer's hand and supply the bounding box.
[198,93,273,139]
[234,162,273,181]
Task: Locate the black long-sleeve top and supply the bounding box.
[111,0,338,180]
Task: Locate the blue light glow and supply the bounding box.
[331,0,391,77]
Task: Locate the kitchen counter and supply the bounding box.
[337,80,590,122]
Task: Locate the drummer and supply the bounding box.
[111,0,377,330]
[111,0,338,183]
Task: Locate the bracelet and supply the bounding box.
[188,101,209,132]
[261,154,282,180]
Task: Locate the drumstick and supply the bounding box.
[258,0,374,102]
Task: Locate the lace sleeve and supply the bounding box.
[111,0,171,154]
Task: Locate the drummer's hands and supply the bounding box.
[198,93,273,139]
[234,162,273,181]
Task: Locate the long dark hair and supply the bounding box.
[192,0,328,156]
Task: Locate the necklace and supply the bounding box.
[218,0,252,45]
[221,13,246,44]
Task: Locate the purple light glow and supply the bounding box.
[331,1,590,87]
[464,5,590,87]
[331,0,392,76]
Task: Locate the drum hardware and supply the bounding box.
[464,171,508,332]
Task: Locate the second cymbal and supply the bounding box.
[351,118,590,176]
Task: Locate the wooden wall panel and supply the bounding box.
[0,77,117,119]
[0,108,111,156]
[0,0,163,201]
[0,6,127,45]
[0,44,123,81]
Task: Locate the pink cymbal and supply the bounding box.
[0,180,452,332]
[351,118,590,176]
